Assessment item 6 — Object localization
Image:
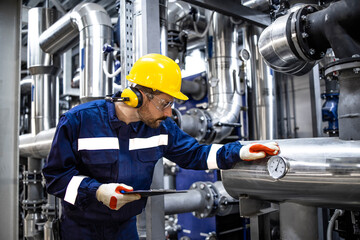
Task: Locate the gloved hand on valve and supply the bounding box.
[240,142,280,161]
[96,183,141,210]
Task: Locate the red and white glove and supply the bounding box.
[240,142,280,161]
[96,183,141,210]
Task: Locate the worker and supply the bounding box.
[42,53,280,240]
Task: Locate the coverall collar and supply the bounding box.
[106,100,141,132]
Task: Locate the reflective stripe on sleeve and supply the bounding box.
[207,144,222,169]
[64,175,87,205]
[129,134,168,150]
[78,137,119,150]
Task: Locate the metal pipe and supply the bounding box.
[327,209,344,240]
[164,190,205,215]
[206,12,242,142]
[221,137,360,209]
[39,3,113,102]
[0,1,21,239]
[244,25,276,140]
[19,129,56,158]
[160,0,168,56]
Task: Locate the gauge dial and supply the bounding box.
[239,49,251,61]
[267,156,288,180]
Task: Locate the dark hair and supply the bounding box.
[134,85,162,100]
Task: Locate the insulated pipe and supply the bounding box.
[244,25,276,140]
[221,137,360,210]
[160,0,168,56]
[39,3,112,102]
[258,0,360,75]
[206,13,242,142]
[19,129,56,159]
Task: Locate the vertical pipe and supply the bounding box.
[0,1,20,239]
[244,24,276,140]
[309,65,322,137]
[27,8,60,239]
[159,0,168,56]
[207,12,242,142]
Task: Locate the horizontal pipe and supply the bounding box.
[39,3,112,55]
[221,137,360,210]
[164,190,205,215]
[19,128,56,158]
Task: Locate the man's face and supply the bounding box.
[137,92,174,128]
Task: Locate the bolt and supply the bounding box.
[302,32,309,38]
[332,71,339,77]
[309,48,315,55]
[320,52,325,58]
[200,183,205,190]
[200,213,205,218]
[206,206,211,210]
[200,116,205,122]
[206,193,211,199]
[306,6,314,12]
[200,129,204,133]
[192,183,197,189]
[301,15,307,21]
[353,68,360,74]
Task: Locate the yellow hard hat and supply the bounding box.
[126,53,189,100]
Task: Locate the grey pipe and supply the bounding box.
[164,190,205,215]
[39,3,112,102]
[221,137,360,209]
[19,128,56,158]
[327,209,344,240]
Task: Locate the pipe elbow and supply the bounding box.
[70,2,112,31]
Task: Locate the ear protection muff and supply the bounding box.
[105,87,143,108]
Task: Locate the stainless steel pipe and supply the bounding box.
[221,137,360,210]
[39,3,112,102]
[19,128,56,159]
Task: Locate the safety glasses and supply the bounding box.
[145,93,174,112]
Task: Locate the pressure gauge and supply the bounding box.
[267,156,289,180]
[239,49,251,61]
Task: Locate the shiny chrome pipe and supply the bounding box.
[243,25,276,140]
[221,137,360,210]
[206,13,242,142]
[39,3,112,102]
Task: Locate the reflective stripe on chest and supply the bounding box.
[129,134,168,150]
[78,137,120,150]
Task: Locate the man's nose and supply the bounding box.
[163,107,173,117]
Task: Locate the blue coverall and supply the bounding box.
[42,99,242,240]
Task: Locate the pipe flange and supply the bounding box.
[324,57,360,77]
[185,108,209,141]
[293,5,325,61]
[190,182,219,218]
